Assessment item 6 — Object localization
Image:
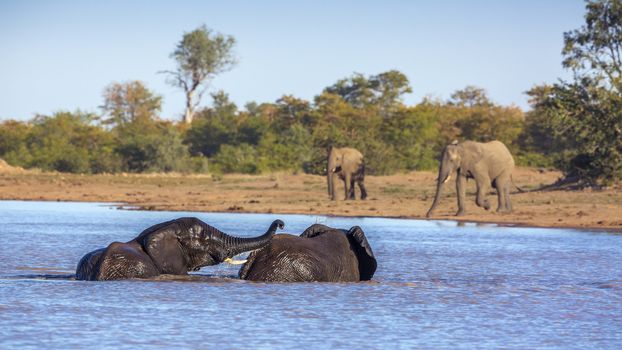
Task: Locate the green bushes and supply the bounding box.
[211,144,259,174]
[0,111,197,174]
[115,121,192,173]
[0,72,573,177]
[0,111,120,173]
[0,78,538,175]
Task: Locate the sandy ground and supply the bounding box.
[1,160,621,231]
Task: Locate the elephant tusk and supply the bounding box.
[224,257,247,265]
[442,175,451,184]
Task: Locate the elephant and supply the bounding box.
[76,217,284,281]
[238,224,377,282]
[426,140,516,217]
[327,147,367,200]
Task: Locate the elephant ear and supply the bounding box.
[140,221,186,274]
[300,224,332,238]
[75,248,105,280]
[345,226,377,281]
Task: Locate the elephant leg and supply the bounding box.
[358,180,367,200]
[502,175,513,212]
[496,174,512,213]
[505,184,512,212]
[474,171,491,210]
[455,174,467,216]
[349,176,356,200]
[496,185,504,212]
[344,173,352,200]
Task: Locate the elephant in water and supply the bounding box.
[238,224,377,282]
[76,217,284,281]
[327,146,367,200]
[426,140,516,217]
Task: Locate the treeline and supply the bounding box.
[0,72,544,176]
[2,0,622,185]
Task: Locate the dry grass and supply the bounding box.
[1,164,621,230]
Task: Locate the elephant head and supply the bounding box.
[427,141,462,217]
[137,217,285,271]
[76,218,285,281]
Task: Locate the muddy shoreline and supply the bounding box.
[1,166,621,231]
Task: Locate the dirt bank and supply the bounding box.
[0,165,621,230]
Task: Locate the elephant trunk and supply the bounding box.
[327,159,335,200]
[427,166,451,217]
[224,219,284,258]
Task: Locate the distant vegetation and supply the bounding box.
[1,0,621,185]
[0,79,530,176]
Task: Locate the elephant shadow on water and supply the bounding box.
[72,217,377,283]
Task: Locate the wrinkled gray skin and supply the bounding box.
[426,140,515,217]
[76,217,284,281]
[327,147,367,200]
[238,224,377,282]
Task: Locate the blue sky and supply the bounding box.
[1,0,585,121]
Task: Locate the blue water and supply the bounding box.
[0,200,621,349]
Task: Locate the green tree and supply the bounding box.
[17,111,119,173]
[184,91,241,157]
[536,0,622,183]
[0,120,31,164]
[115,120,191,173]
[324,70,412,112]
[563,0,622,91]
[212,143,259,174]
[100,81,162,127]
[449,85,492,107]
[272,95,313,132]
[516,85,559,167]
[370,70,413,116]
[257,123,314,172]
[379,105,440,171]
[443,86,525,153]
[164,25,237,124]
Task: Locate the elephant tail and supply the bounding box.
[511,175,526,193]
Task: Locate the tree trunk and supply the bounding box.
[184,90,195,124]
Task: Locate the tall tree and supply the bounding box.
[101,81,162,127]
[536,0,622,183]
[449,85,491,107]
[369,70,413,116]
[324,70,412,113]
[163,25,237,124]
[563,0,622,91]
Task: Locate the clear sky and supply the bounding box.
[0,0,586,121]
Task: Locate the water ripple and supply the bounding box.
[0,201,621,349]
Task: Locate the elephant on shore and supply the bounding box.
[426,140,516,217]
[327,147,367,200]
[238,224,377,282]
[76,217,284,281]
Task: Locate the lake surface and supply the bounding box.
[0,200,620,349]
